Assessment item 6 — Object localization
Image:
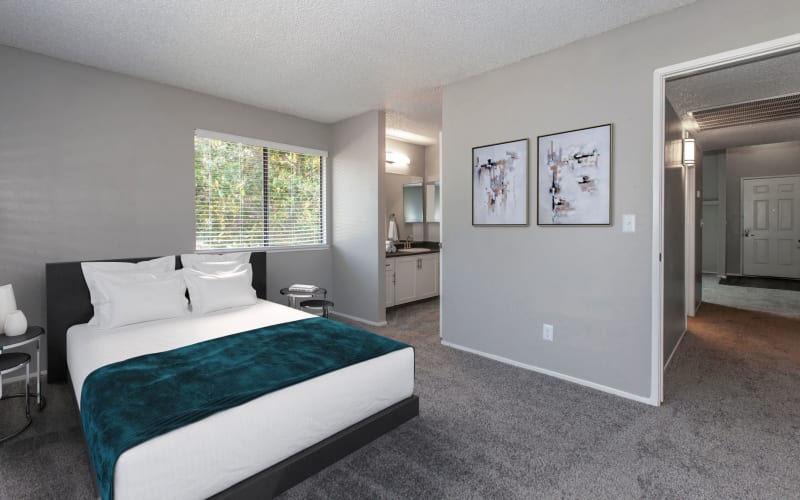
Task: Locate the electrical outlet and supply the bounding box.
[542,323,554,342]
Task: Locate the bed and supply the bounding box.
[45,252,419,499]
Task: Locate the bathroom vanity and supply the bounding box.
[385,247,439,307]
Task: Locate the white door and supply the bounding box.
[394,257,418,304]
[742,175,800,278]
[415,254,438,299]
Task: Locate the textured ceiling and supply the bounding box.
[0,0,694,142]
[666,51,800,151]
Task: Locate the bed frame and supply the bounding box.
[44,252,419,498]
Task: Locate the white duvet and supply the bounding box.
[67,300,414,500]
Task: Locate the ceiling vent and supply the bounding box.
[690,93,800,130]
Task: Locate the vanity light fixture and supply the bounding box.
[386,151,411,167]
[682,132,695,167]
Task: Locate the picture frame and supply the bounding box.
[537,124,613,226]
[472,138,529,226]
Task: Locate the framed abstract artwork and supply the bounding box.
[472,138,529,226]
[537,124,612,226]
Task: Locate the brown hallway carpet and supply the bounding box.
[1,299,798,499]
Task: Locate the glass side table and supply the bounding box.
[0,326,46,411]
[279,287,327,309]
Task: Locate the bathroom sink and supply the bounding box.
[397,248,432,254]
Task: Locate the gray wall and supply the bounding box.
[424,142,441,242]
[0,45,333,370]
[440,0,799,399]
[385,138,426,242]
[663,101,686,365]
[693,147,703,312]
[385,173,424,242]
[701,151,725,274]
[331,111,385,324]
[725,141,800,274]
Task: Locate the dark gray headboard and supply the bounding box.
[45,252,267,384]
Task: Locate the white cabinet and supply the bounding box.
[388,253,439,306]
[415,253,438,299]
[385,260,395,307]
[394,257,419,304]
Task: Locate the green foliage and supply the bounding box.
[194,137,323,250]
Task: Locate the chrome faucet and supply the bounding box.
[404,234,413,249]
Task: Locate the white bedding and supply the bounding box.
[67,300,414,500]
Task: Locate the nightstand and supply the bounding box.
[0,326,46,411]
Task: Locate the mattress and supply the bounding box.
[67,300,414,500]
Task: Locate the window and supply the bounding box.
[194,130,326,250]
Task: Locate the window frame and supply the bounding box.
[194,129,328,252]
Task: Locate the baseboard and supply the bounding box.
[329,311,387,327]
[663,328,688,370]
[440,340,656,406]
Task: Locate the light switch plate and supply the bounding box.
[622,214,636,233]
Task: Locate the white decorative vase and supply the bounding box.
[0,284,17,335]
[4,310,27,337]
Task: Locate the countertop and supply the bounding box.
[385,242,440,258]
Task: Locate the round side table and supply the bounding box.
[299,299,335,318]
[279,287,327,309]
[0,326,46,411]
[0,352,33,443]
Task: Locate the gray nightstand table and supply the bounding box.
[0,326,46,411]
[0,352,32,442]
[279,287,327,309]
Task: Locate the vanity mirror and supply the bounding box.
[403,182,423,223]
[425,182,440,223]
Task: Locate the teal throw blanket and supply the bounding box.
[80,317,410,500]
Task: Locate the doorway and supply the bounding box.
[651,33,800,405]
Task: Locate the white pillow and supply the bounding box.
[191,260,248,274]
[81,256,175,325]
[93,271,188,329]
[180,252,251,270]
[183,264,257,315]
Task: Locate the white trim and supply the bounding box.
[651,62,665,406]
[651,33,800,407]
[718,152,727,278]
[686,165,696,317]
[441,340,655,406]
[195,129,328,157]
[328,310,388,327]
[739,177,746,276]
[438,130,444,339]
[663,328,688,371]
[739,173,800,278]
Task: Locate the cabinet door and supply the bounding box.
[385,269,395,307]
[415,254,438,299]
[394,257,418,305]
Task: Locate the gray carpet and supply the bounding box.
[1,298,798,499]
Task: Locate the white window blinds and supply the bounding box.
[194,131,326,250]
